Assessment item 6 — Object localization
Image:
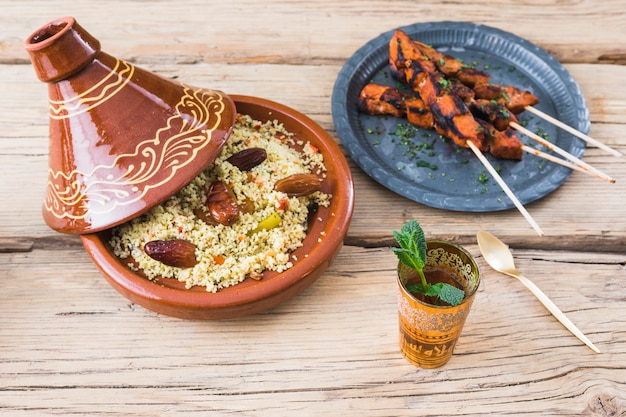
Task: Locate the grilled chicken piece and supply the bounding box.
[486,125,523,160]
[478,120,523,160]
[448,78,475,103]
[417,71,447,106]
[430,94,488,151]
[456,67,491,87]
[402,60,435,93]
[405,97,434,129]
[411,72,475,105]
[470,99,518,131]
[357,84,433,129]
[410,36,490,87]
[411,40,465,76]
[389,30,437,83]
[492,128,523,160]
[358,84,409,118]
[473,83,539,114]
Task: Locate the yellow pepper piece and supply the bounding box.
[248,212,282,235]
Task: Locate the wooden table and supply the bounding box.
[2,1,625,415]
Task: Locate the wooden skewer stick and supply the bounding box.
[524,106,622,157]
[521,145,609,181]
[511,122,616,184]
[467,141,544,236]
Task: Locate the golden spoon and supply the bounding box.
[476,231,600,353]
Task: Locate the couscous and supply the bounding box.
[109,114,331,292]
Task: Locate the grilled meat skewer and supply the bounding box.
[395,29,539,114]
[390,30,489,151]
[357,83,523,160]
[410,37,491,86]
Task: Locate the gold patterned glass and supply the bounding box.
[397,240,480,368]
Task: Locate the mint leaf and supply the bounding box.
[439,284,465,306]
[391,247,421,271]
[392,220,427,270]
[423,282,444,297]
[405,281,425,295]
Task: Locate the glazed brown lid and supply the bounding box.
[24,16,236,234]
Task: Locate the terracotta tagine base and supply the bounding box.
[80,95,355,320]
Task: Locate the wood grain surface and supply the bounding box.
[1,1,625,416]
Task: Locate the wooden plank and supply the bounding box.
[1,245,624,415]
[3,0,626,65]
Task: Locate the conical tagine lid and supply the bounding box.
[25,16,236,234]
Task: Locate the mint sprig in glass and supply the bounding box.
[392,220,465,306]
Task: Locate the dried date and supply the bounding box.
[274,173,322,197]
[144,239,198,268]
[207,181,240,226]
[226,148,267,171]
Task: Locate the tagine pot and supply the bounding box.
[25,16,236,234]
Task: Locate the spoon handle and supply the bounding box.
[515,273,600,353]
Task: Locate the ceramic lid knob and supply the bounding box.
[25,16,100,83]
[24,17,236,234]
